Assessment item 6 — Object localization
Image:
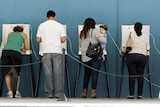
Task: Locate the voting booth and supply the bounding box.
[117,25,153,98]
[73,24,111,98]
[35,25,71,98]
[0,24,34,97]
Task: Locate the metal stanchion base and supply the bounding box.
[57,93,69,101]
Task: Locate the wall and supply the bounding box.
[0,0,160,98]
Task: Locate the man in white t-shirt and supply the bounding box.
[36,10,66,98]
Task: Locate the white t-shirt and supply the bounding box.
[36,20,66,54]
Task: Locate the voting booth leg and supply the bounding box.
[65,56,71,98]
[35,55,71,98]
[0,74,4,96]
[27,55,35,97]
[58,48,68,101]
[35,56,42,97]
[117,56,153,98]
[146,56,153,98]
[73,56,81,98]
[117,56,125,98]
[104,56,111,98]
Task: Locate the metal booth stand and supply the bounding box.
[34,52,71,98]
[73,50,111,98]
[0,51,35,98]
[0,24,34,98]
[117,55,153,98]
[117,25,153,98]
[34,25,71,98]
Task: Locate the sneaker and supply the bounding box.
[7,91,13,98]
[137,96,142,99]
[127,95,134,99]
[15,91,22,98]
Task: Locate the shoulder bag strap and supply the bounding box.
[89,29,93,42]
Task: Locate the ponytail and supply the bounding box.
[134,22,142,36]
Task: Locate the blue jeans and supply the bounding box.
[42,53,62,98]
[126,53,146,96]
[83,58,102,89]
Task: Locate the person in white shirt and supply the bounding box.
[36,10,66,98]
[125,22,150,99]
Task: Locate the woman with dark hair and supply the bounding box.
[125,22,150,99]
[79,18,106,98]
[1,25,28,98]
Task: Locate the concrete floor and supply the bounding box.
[0,98,159,107]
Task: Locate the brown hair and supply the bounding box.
[13,26,24,32]
[80,18,96,39]
[100,24,108,31]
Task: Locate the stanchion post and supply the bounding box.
[104,56,111,98]
[35,55,42,97]
[58,48,68,101]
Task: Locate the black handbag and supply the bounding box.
[86,30,103,58]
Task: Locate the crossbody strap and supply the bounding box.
[89,29,93,42]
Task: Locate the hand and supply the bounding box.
[120,52,125,58]
[21,48,26,53]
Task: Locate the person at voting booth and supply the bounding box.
[123,22,150,99]
[79,18,107,98]
[1,25,29,98]
[36,10,66,98]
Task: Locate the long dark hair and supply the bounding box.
[134,22,142,36]
[80,18,96,39]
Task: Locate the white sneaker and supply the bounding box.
[15,91,22,98]
[7,91,13,98]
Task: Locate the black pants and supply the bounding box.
[126,53,146,96]
[83,58,102,89]
[1,50,22,76]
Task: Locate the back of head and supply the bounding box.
[83,18,96,29]
[13,26,24,32]
[100,24,108,31]
[134,22,142,36]
[47,10,56,18]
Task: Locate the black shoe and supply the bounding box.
[127,95,134,99]
[137,96,142,99]
[48,96,53,98]
[82,95,87,98]
[91,96,97,98]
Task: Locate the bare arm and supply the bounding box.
[21,32,29,53]
[36,37,42,43]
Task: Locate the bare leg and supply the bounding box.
[5,74,12,91]
[16,76,20,91]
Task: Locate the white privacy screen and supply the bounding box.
[121,25,150,55]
